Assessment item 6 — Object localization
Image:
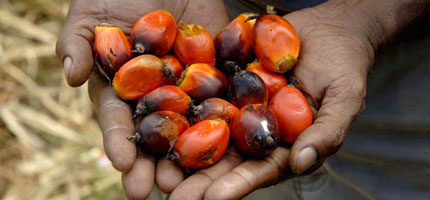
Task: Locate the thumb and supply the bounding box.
[56,9,96,87]
[289,77,366,174]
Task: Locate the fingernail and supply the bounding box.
[63,56,72,80]
[295,147,317,174]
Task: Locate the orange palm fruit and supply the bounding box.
[130,10,177,56]
[168,120,230,169]
[161,55,184,85]
[269,85,313,143]
[253,14,300,73]
[132,111,189,154]
[94,23,132,78]
[188,98,239,126]
[134,85,191,118]
[177,63,228,101]
[173,22,216,66]
[214,13,256,73]
[246,60,287,98]
[231,104,280,156]
[228,70,268,108]
[113,55,172,100]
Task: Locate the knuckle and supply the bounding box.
[231,169,253,189]
[342,77,366,99]
[103,125,133,136]
[195,171,214,182]
[99,99,132,114]
[264,155,282,185]
[321,124,345,156]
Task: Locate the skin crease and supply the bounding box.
[57,0,229,199]
[57,0,427,199]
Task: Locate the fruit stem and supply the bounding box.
[167,152,179,161]
[224,60,242,74]
[134,99,148,119]
[245,15,259,22]
[245,104,255,111]
[176,66,188,85]
[127,132,141,141]
[187,100,202,115]
[266,5,277,14]
[289,77,299,86]
[163,65,176,82]
[260,136,277,150]
[132,43,145,54]
[94,54,112,84]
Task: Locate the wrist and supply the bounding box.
[297,0,378,68]
[314,0,430,53]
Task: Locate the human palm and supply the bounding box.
[168,6,372,200]
[57,1,372,199]
[56,0,229,199]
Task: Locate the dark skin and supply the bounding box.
[57,0,429,199]
[57,0,229,199]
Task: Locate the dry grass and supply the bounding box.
[0,0,130,199]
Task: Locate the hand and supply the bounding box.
[168,2,374,200]
[56,0,229,199]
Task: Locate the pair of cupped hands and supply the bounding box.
[56,0,372,199]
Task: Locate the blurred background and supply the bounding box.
[0,0,127,199]
[1,0,429,200]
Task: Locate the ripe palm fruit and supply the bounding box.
[131,111,189,153]
[188,98,239,126]
[246,60,287,98]
[214,13,256,73]
[94,23,132,78]
[228,70,268,108]
[168,120,230,169]
[113,55,172,100]
[231,104,280,156]
[253,14,300,73]
[161,55,184,85]
[269,85,313,143]
[177,63,228,101]
[130,10,177,56]
[174,22,216,66]
[134,85,191,118]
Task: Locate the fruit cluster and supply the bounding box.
[94,10,313,169]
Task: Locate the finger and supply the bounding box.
[156,157,184,194]
[289,77,366,174]
[204,147,291,200]
[122,154,156,200]
[181,0,229,36]
[169,148,243,200]
[88,72,136,172]
[56,3,99,86]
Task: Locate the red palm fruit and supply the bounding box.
[228,70,268,108]
[94,23,132,78]
[246,60,287,98]
[253,14,300,73]
[168,120,230,169]
[232,104,280,156]
[173,22,216,66]
[113,55,172,100]
[134,85,191,118]
[130,10,177,56]
[177,63,228,101]
[269,85,313,143]
[131,111,189,153]
[161,55,184,84]
[214,13,257,72]
[188,98,239,126]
